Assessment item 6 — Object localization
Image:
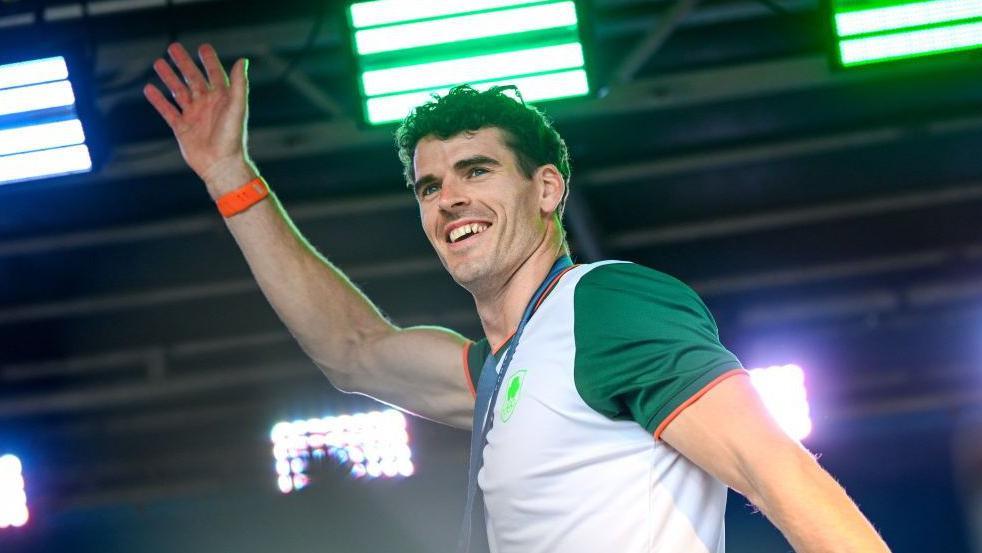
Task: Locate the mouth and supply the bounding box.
[445,221,492,245]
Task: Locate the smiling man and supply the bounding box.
[145,43,891,553]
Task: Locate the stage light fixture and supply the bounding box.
[346,0,591,125]
[269,409,413,493]
[0,56,94,185]
[749,364,813,441]
[0,454,29,529]
[831,0,982,67]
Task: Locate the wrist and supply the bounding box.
[202,158,260,201]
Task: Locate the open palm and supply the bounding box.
[143,42,249,185]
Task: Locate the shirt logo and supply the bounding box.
[500,370,527,423]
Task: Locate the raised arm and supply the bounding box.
[661,374,891,552]
[144,43,475,428]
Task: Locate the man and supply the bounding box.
[144,43,891,552]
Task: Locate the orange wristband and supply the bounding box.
[216,177,269,218]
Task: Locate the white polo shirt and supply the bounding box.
[464,261,744,553]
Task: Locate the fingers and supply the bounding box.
[146,43,241,131]
[152,57,191,109]
[167,42,209,97]
[198,43,229,88]
[230,58,248,105]
[143,83,182,130]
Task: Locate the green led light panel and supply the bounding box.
[347,0,589,125]
[832,0,982,66]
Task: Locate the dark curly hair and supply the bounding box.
[395,85,572,217]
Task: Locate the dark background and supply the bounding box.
[0,0,980,551]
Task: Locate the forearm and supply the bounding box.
[144,44,407,395]
[750,446,890,553]
[209,161,396,386]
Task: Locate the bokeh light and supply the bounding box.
[749,364,813,441]
[0,454,29,529]
[269,409,413,493]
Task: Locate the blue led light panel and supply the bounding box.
[347,0,591,125]
[0,56,93,185]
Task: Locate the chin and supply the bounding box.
[447,257,492,289]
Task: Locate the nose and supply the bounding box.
[437,177,470,212]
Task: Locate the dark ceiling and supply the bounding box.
[0,0,980,551]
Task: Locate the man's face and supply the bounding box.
[413,127,550,291]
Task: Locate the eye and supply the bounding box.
[420,183,440,198]
[468,167,489,178]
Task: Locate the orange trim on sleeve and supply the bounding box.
[653,369,747,440]
[462,341,476,398]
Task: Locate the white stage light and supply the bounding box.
[749,364,813,441]
[0,81,76,116]
[0,119,85,156]
[0,56,94,185]
[0,145,92,183]
[277,475,293,494]
[269,408,414,493]
[0,454,28,529]
[0,57,69,89]
[0,454,21,475]
[270,422,293,441]
[290,458,306,474]
[292,474,309,490]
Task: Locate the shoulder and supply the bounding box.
[575,259,697,291]
[572,260,711,322]
[570,260,743,432]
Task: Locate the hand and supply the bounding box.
[144,43,256,197]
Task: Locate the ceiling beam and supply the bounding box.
[609,182,982,248]
[610,0,702,86]
[0,255,444,324]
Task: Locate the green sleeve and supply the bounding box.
[573,262,743,436]
[466,338,492,392]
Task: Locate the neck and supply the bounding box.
[472,233,567,352]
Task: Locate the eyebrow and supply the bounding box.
[413,155,502,194]
[454,154,501,172]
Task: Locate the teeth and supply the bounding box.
[449,223,489,243]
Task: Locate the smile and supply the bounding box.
[447,222,491,244]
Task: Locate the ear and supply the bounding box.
[535,164,566,217]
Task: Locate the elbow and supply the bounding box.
[305,347,366,395]
[311,357,359,393]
